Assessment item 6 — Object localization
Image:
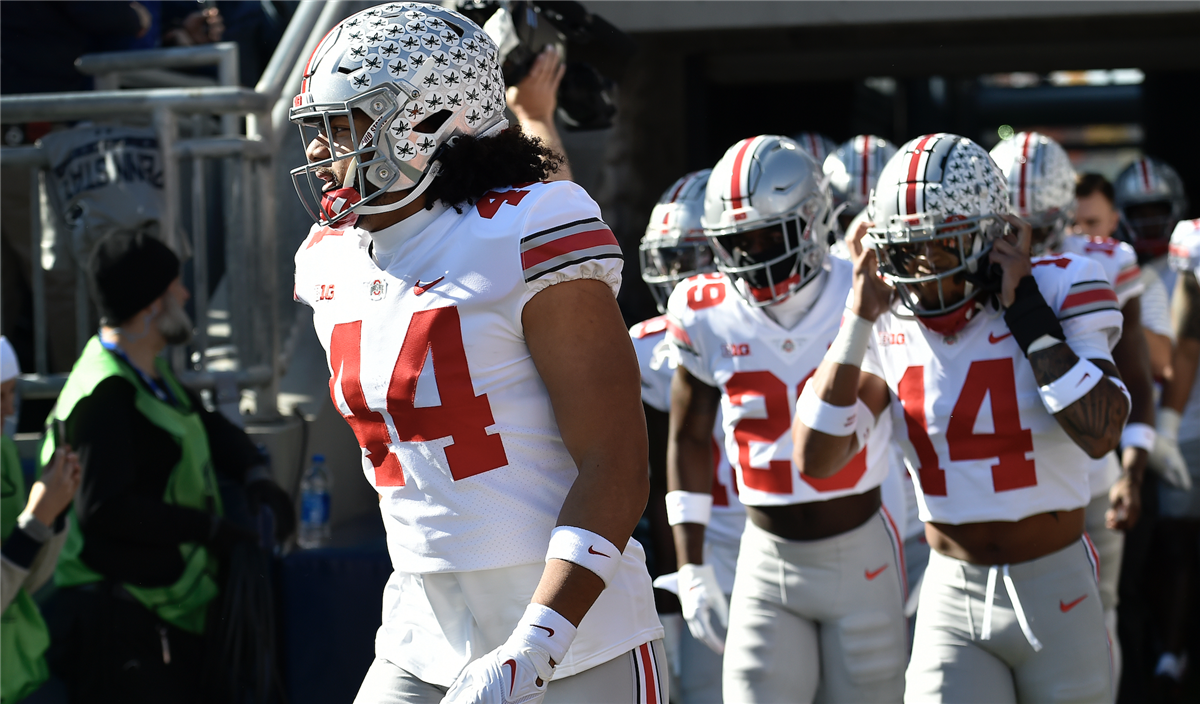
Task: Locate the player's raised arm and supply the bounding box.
[793,221,892,479]
[992,214,1129,458]
[523,278,650,625]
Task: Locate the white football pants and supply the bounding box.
[904,538,1112,704]
[722,510,907,704]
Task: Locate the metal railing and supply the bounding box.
[0,0,353,418]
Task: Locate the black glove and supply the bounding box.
[246,479,297,543]
[207,517,258,557]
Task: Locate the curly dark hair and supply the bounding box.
[423,126,563,212]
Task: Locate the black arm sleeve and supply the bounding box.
[187,388,263,483]
[71,377,213,549]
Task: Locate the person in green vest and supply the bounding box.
[42,232,295,704]
[2,335,82,703]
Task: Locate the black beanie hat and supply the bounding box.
[88,232,181,326]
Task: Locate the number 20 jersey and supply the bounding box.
[294,181,633,573]
[861,253,1123,525]
[666,256,893,507]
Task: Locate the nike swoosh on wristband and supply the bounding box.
[865,565,888,580]
[1076,373,1091,387]
[587,545,610,557]
[1060,595,1087,612]
[989,331,1013,344]
[531,624,554,637]
[413,276,445,295]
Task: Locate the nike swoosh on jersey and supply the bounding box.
[865,564,888,580]
[1060,595,1087,612]
[587,545,610,558]
[413,276,445,295]
[988,331,1013,344]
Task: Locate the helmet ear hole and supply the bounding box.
[415,109,453,134]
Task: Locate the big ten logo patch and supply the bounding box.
[722,343,752,358]
[878,331,905,347]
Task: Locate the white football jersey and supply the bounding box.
[1058,234,1144,308]
[862,253,1123,525]
[295,180,634,572]
[666,256,893,507]
[629,316,744,544]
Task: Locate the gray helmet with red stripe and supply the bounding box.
[289,2,508,226]
[1114,156,1188,260]
[1169,218,1200,279]
[825,135,898,233]
[640,170,715,313]
[866,133,1009,317]
[791,132,838,165]
[989,132,1076,255]
[702,135,832,307]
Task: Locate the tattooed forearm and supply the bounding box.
[1028,345,1128,458]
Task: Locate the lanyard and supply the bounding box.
[99,337,178,406]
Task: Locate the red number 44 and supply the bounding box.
[897,359,1036,496]
[328,307,509,487]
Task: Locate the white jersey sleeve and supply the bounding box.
[514,181,623,305]
[1033,253,1124,354]
[1139,265,1175,341]
[629,317,676,413]
[1060,234,1144,308]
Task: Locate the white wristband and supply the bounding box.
[1121,422,1157,452]
[665,491,712,526]
[1038,359,1104,414]
[546,526,621,588]
[796,381,859,437]
[512,602,577,665]
[827,310,874,367]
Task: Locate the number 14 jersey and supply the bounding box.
[861,253,1123,525]
[294,181,628,573]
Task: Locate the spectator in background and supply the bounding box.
[1,335,82,704]
[41,233,294,704]
[0,1,152,375]
[507,45,575,182]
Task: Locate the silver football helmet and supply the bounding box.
[825,135,898,235]
[289,2,508,226]
[792,132,838,165]
[702,135,832,307]
[1169,218,1200,279]
[640,170,715,313]
[989,131,1076,255]
[1114,156,1188,260]
[866,133,1010,319]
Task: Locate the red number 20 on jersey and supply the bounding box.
[327,307,509,486]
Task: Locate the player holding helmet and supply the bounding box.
[289,5,663,703]
[632,170,745,704]
[667,135,906,703]
[795,134,1127,703]
[991,132,1156,684]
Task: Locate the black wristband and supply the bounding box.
[1003,276,1065,355]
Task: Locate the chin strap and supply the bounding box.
[355,161,443,215]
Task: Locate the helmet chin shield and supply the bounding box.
[867,212,1005,316]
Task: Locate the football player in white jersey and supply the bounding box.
[795,134,1128,703]
[1151,219,1200,696]
[990,132,1156,685]
[633,169,746,704]
[288,5,663,703]
[668,135,907,704]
